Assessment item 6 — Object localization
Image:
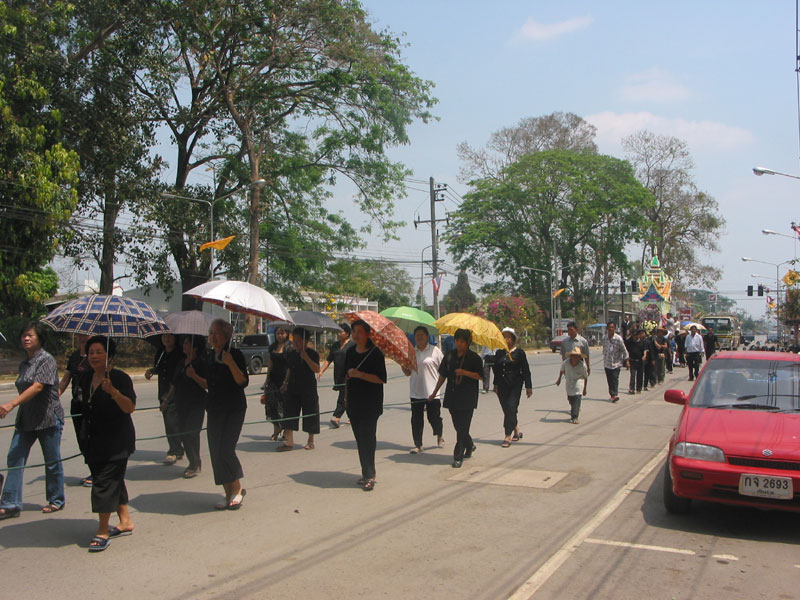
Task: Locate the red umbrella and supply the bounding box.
[343,310,417,372]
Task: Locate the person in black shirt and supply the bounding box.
[428,329,483,468]
[625,330,648,394]
[493,328,532,448]
[76,336,136,552]
[344,319,387,491]
[59,332,93,487]
[704,327,718,360]
[145,333,185,465]
[164,336,208,478]
[318,322,353,428]
[260,327,292,441]
[644,331,658,390]
[206,319,249,510]
[277,328,320,451]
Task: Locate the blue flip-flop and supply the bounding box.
[88,536,111,552]
[108,526,132,538]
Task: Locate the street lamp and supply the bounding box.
[762,229,795,239]
[752,166,800,180]
[742,256,795,345]
[521,265,554,337]
[163,179,267,279]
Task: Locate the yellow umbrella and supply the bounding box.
[434,312,510,352]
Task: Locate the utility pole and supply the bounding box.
[414,177,448,318]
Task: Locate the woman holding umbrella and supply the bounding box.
[492,327,532,447]
[427,328,484,468]
[277,327,320,451]
[345,319,387,491]
[75,336,136,552]
[261,327,292,441]
[206,319,249,510]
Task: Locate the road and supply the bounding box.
[0,352,797,599]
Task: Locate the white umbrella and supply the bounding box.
[183,280,293,323]
[163,310,217,336]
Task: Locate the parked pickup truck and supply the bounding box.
[235,333,274,374]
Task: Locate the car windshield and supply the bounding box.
[690,358,800,411]
[240,336,266,347]
[701,318,731,333]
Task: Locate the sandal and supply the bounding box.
[0,507,20,521]
[357,477,366,486]
[88,536,110,552]
[363,479,376,492]
[501,440,512,448]
[304,443,315,450]
[41,503,64,514]
[214,496,231,510]
[108,526,133,538]
[227,489,246,510]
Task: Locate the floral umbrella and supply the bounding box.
[343,310,416,372]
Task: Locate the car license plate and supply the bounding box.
[738,474,793,500]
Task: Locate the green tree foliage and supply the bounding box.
[477,295,545,341]
[442,270,477,313]
[0,2,79,316]
[444,150,653,310]
[622,130,725,287]
[782,288,800,329]
[322,259,413,310]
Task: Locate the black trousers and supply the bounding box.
[449,408,474,461]
[497,382,522,437]
[264,381,284,423]
[88,459,129,514]
[284,391,320,434]
[686,352,702,379]
[645,362,656,387]
[332,385,347,419]
[665,348,674,372]
[410,397,443,447]
[604,367,620,398]
[349,414,379,479]
[206,409,245,485]
[482,361,492,391]
[162,398,184,457]
[177,403,205,470]
[628,360,644,392]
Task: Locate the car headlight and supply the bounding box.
[673,442,725,462]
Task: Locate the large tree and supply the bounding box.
[321,259,414,310]
[0,2,80,316]
[442,270,477,313]
[456,111,597,183]
[444,150,653,309]
[622,130,725,287]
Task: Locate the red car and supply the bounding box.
[663,350,800,513]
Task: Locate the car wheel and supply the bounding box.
[249,356,263,375]
[662,462,691,514]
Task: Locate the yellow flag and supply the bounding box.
[199,235,235,252]
[782,269,800,287]
[553,288,566,298]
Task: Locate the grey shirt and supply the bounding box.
[561,334,591,362]
[15,348,63,431]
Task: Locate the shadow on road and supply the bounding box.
[129,449,176,464]
[642,460,800,544]
[385,451,451,466]
[0,517,97,548]
[287,470,359,489]
[129,491,223,515]
[125,463,185,481]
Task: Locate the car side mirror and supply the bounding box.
[664,389,688,405]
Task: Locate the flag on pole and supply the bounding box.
[431,274,443,294]
[553,288,566,298]
[792,222,800,240]
[199,235,236,252]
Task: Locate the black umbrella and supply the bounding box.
[273,311,341,332]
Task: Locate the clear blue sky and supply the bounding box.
[350,0,800,320]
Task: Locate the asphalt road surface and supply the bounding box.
[0,351,797,599]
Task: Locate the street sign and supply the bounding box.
[708,293,718,302]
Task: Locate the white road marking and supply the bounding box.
[507,443,670,600]
[712,554,739,561]
[585,538,695,555]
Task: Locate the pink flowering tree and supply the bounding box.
[474,295,546,344]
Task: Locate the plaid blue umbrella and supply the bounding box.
[42,294,169,338]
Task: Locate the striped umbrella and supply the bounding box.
[42,294,169,338]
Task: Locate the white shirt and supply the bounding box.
[409,344,444,399]
[560,358,588,396]
[685,332,705,353]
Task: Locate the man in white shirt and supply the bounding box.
[560,321,591,376]
[684,325,705,381]
[402,326,444,453]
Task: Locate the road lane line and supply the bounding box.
[507,442,670,600]
[712,554,739,561]
[584,538,695,555]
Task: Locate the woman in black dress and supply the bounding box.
[164,336,208,478]
[344,320,387,491]
[76,336,136,552]
[260,327,291,441]
[277,328,320,451]
[493,327,532,448]
[428,329,483,468]
[206,319,249,510]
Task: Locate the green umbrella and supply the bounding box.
[379,306,439,335]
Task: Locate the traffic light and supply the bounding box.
[631,280,637,293]
[620,280,626,292]
[747,285,753,296]
[758,285,764,297]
